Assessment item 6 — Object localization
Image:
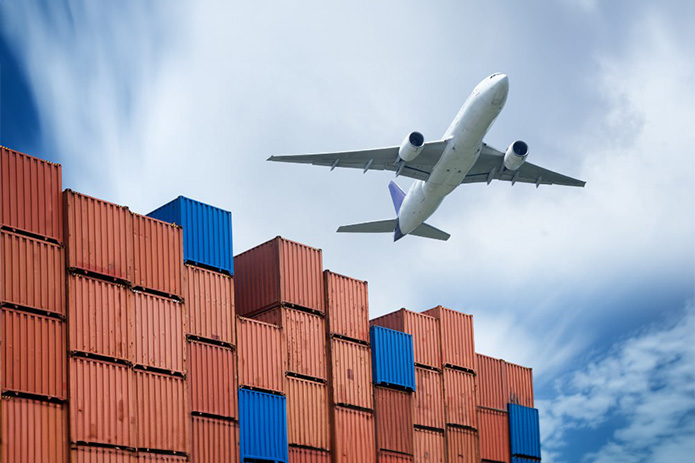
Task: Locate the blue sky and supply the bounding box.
[1,1,693,462]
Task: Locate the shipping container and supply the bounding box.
[413,367,444,430]
[443,368,477,429]
[1,308,66,399]
[253,306,327,381]
[71,446,137,463]
[0,230,64,315]
[374,386,414,455]
[188,341,237,418]
[135,370,188,452]
[286,376,330,450]
[288,447,330,463]
[0,146,62,242]
[329,337,373,409]
[505,361,534,408]
[147,196,234,274]
[69,357,136,447]
[191,415,239,463]
[422,306,475,372]
[414,428,445,463]
[477,408,510,463]
[68,274,132,361]
[0,397,68,463]
[324,271,370,343]
[137,453,187,463]
[132,213,182,298]
[511,457,540,463]
[133,291,185,374]
[331,406,376,463]
[184,264,235,345]
[508,404,541,459]
[236,316,286,393]
[64,189,132,281]
[377,450,413,463]
[234,237,323,316]
[370,325,416,391]
[371,308,441,370]
[238,388,288,463]
[446,427,479,463]
[476,354,507,411]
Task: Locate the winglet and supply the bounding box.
[388,181,406,214]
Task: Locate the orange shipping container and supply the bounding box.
[289,447,330,463]
[476,354,507,411]
[413,367,444,430]
[414,428,445,463]
[329,337,373,409]
[184,264,235,345]
[132,213,182,298]
[64,190,132,281]
[191,415,239,463]
[133,291,185,374]
[446,427,480,463]
[371,308,441,370]
[137,454,187,463]
[374,387,414,455]
[0,230,64,315]
[443,368,477,428]
[286,376,330,450]
[423,306,475,372]
[1,146,63,243]
[188,341,237,418]
[332,407,376,463]
[135,370,188,453]
[477,408,510,463]
[324,271,370,343]
[505,361,534,408]
[378,450,413,463]
[236,316,286,393]
[71,446,137,463]
[234,237,324,316]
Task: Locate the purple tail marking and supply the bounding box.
[388,181,405,214]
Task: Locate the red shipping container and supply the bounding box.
[184,264,235,345]
[374,387,414,455]
[329,337,373,410]
[69,357,136,447]
[132,213,182,298]
[443,368,477,428]
[371,308,441,370]
[236,316,286,393]
[477,408,509,463]
[324,270,370,343]
[191,415,239,463]
[188,341,237,418]
[71,446,137,463]
[423,306,475,372]
[289,447,330,463]
[0,230,64,315]
[332,406,376,463]
[446,427,480,463]
[0,397,68,463]
[234,236,324,316]
[286,376,330,450]
[1,308,66,399]
[68,274,132,361]
[1,146,62,243]
[64,189,132,281]
[414,428,445,463]
[378,450,414,463]
[137,454,187,463]
[133,291,185,374]
[135,370,188,453]
[505,361,534,408]
[413,367,444,430]
[253,306,327,380]
[476,354,507,411]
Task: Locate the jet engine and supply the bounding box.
[503,140,529,170]
[398,131,425,162]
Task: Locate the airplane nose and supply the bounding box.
[494,74,509,93]
[490,74,509,106]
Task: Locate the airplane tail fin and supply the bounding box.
[388,181,406,214]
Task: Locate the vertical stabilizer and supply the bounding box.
[388,181,406,214]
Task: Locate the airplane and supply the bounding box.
[268,73,585,241]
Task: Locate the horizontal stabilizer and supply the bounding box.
[410,222,450,241]
[337,219,397,234]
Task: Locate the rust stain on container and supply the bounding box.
[64,190,133,281]
[0,230,64,315]
[477,407,510,463]
[371,308,441,370]
[332,406,376,463]
[188,340,237,418]
[413,366,444,430]
[324,270,370,343]
[69,357,136,447]
[446,426,480,463]
[286,376,330,450]
[329,337,373,409]
[414,428,445,463]
[137,453,187,462]
[476,354,507,411]
[71,446,137,463]
[422,306,475,372]
[289,447,330,463]
[505,361,534,408]
[374,386,414,455]
[236,316,286,393]
[1,397,68,463]
[234,236,324,316]
[68,274,132,361]
[1,308,66,399]
[184,264,235,345]
[443,368,477,429]
[135,369,188,453]
[133,291,185,373]
[132,213,182,297]
[191,415,239,463]
[1,146,63,242]
[378,450,414,463]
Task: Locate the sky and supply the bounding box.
[1,1,694,462]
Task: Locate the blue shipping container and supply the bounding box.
[148,196,234,274]
[512,458,540,463]
[370,325,416,391]
[509,403,541,459]
[239,388,288,463]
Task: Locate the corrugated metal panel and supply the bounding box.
[236,316,286,393]
[508,404,541,459]
[188,341,237,418]
[0,146,63,242]
[1,308,66,399]
[511,457,540,463]
[133,291,185,374]
[0,397,68,463]
[505,362,534,408]
[476,354,507,411]
[377,450,414,463]
[371,308,441,370]
[191,415,239,463]
[422,306,475,372]
[324,271,370,343]
[184,264,235,345]
[286,376,330,450]
[135,370,188,452]
[413,367,444,430]
[477,408,510,463]
[71,446,137,463]
[0,230,64,315]
[370,325,416,391]
[69,357,136,447]
[238,388,288,463]
[136,453,187,462]
[414,428,445,463]
[443,368,477,428]
[68,274,132,361]
[147,196,234,274]
[234,237,324,316]
[132,213,182,298]
[64,190,132,281]
[329,337,373,409]
[374,387,414,455]
[332,407,376,463]
[289,447,330,463]
[446,427,479,463]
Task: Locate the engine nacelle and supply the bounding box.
[398,131,425,162]
[503,140,529,170]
